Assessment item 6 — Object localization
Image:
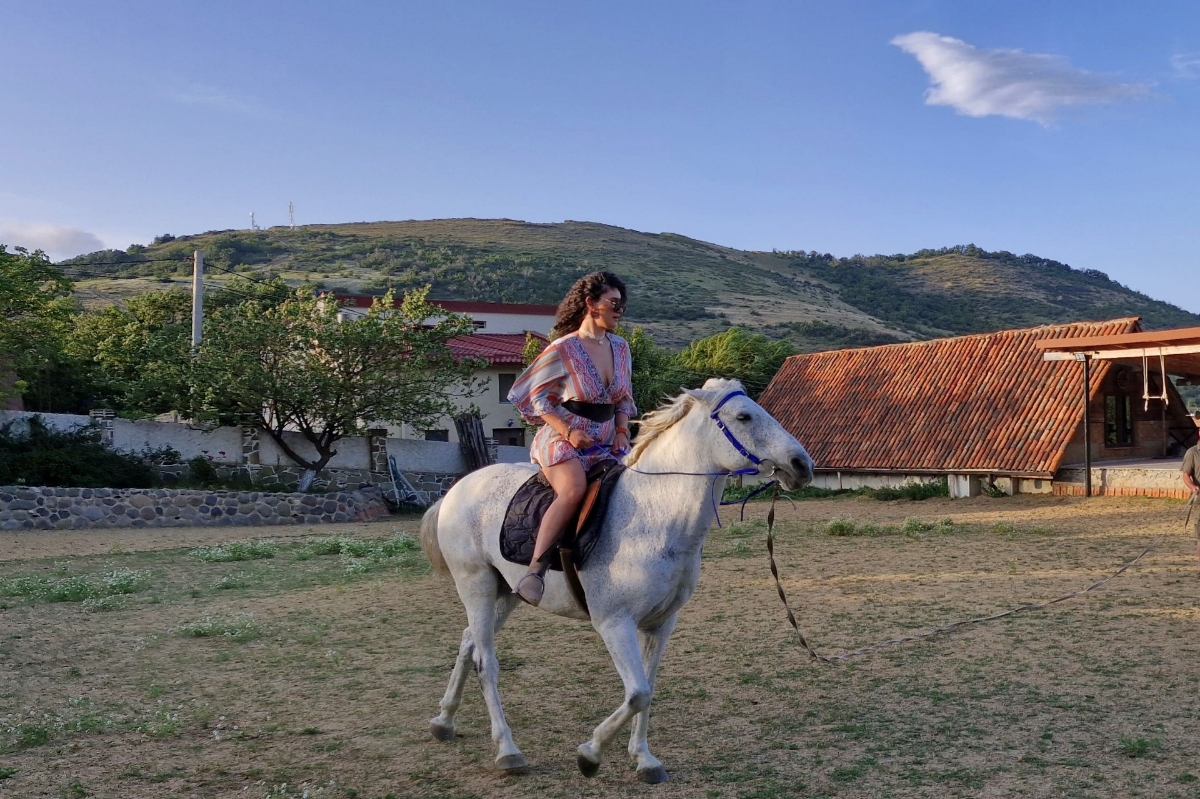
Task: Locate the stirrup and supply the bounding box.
[515,571,545,606]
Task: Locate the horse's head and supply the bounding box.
[629,378,814,489]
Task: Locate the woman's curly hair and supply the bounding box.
[552,271,628,339]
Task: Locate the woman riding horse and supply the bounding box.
[506,271,636,606]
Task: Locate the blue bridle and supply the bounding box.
[708,389,763,467]
[586,389,773,526]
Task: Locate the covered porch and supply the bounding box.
[1036,326,1200,498]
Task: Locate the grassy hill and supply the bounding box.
[58,219,1200,349]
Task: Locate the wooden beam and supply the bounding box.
[1042,342,1200,361]
[1034,326,1200,351]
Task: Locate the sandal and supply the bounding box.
[516,570,546,606]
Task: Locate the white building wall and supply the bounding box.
[113,419,243,464]
[390,365,531,445]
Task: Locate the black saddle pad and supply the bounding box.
[500,460,626,571]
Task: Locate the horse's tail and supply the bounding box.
[419,499,450,575]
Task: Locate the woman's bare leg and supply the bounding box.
[516,458,587,605]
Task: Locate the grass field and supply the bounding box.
[2,494,1199,798]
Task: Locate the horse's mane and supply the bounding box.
[627,378,743,466]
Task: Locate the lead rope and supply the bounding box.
[763,482,1167,664]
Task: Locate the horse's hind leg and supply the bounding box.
[628,615,677,783]
[430,592,520,744]
[457,570,527,772]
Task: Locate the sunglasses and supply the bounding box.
[594,297,626,313]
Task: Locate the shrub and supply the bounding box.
[824,517,857,536]
[187,455,219,486]
[0,416,158,488]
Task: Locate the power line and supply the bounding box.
[58,257,191,268]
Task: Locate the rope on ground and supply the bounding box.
[764,484,1169,664]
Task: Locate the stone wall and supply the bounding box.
[1053,464,1189,499]
[0,485,390,531]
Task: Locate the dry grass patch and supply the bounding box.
[0,498,1198,797]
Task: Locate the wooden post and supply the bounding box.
[191,250,205,351]
[1081,354,1092,498]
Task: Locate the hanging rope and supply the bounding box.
[1143,351,1170,411]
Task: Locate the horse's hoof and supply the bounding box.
[430,721,456,742]
[496,753,529,774]
[577,753,601,778]
[637,765,669,784]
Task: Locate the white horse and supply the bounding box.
[420,378,814,783]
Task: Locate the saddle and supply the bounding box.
[500,459,626,615]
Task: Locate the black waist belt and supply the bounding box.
[561,400,616,424]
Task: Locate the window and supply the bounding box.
[493,428,525,447]
[498,373,517,403]
[424,429,449,442]
[1104,395,1134,447]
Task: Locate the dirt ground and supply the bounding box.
[2,494,1199,799]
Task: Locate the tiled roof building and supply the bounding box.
[759,318,1196,497]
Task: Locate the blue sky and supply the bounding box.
[3,1,1198,311]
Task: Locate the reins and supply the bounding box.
[761,482,1169,664]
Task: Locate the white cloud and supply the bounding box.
[0,221,107,261]
[1171,52,1200,79]
[165,80,259,114]
[891,32,1151,124]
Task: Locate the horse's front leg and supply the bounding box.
[627,615,677,783]
[577,617,652,778]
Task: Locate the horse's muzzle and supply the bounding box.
[776,455,813,490]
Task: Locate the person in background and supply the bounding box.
[1181,411,1200,577]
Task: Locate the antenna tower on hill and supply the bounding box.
[289,202,295,230]
[250,211,260,231]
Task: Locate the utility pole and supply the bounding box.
[191,250,205,352]
[289,201,295,230]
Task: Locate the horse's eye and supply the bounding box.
[735,412,752,422]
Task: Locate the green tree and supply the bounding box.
[191,286,483,487]
[66,290,194,415]
[674,328,794,399]
[0,247,76,405]
[621,326,685,414]
[61,278,294,416]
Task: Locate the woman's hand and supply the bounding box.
[567,429,595,450]
[613,431,630,457]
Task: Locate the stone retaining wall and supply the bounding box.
[0,485,390,531]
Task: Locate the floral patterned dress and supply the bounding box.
[507,331,637,470]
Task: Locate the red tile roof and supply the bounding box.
[448,333,546,366]
[758,318,1141,478]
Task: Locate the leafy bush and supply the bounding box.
[0,416,158,488]
[824,517,858,536]
[187,455,219,486]
[870,478,949,501]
